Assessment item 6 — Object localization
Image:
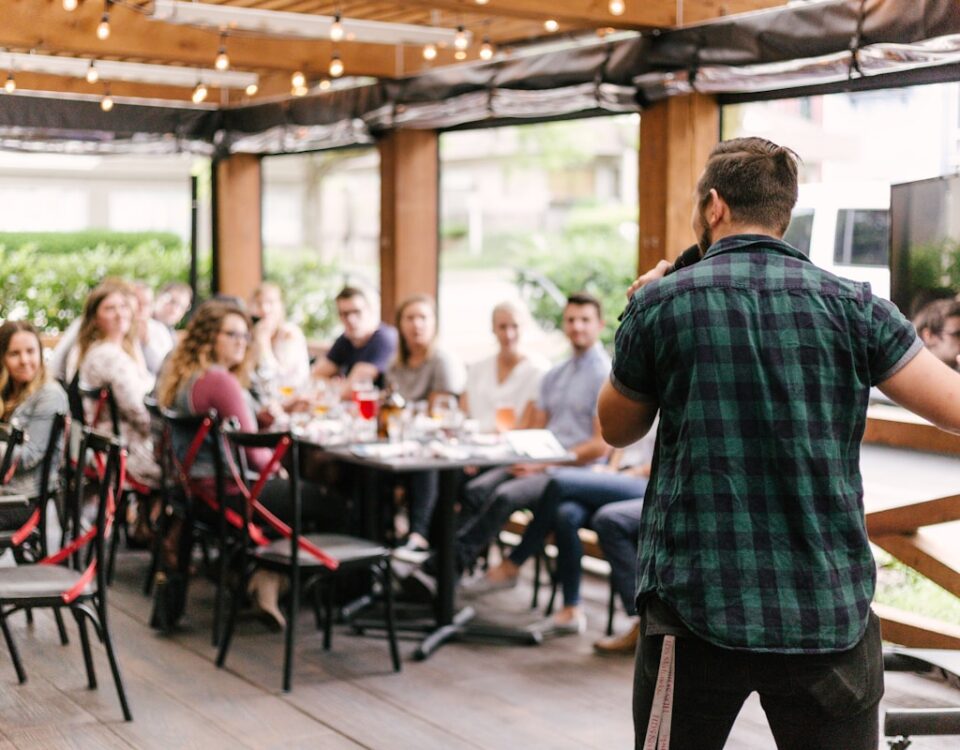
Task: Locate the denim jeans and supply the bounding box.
[634,611,884,750]
[508,468,647,607]
[591,498,644,615]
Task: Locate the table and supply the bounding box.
[308,441,572,659]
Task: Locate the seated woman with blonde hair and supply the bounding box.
[0,320,68,530]
[249,282,310,397]
[68,279,159,490]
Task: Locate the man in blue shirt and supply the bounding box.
[456,292,611,581]
[312,286,398,387]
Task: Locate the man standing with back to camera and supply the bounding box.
[598,137,960,749]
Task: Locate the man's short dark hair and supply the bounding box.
[336,286,368,304]
[566,291,602,319]
[697,137,800,234]
[912,298,960,336]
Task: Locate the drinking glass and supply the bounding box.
[494,405,516,433]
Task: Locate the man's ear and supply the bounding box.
[706,189,728,227]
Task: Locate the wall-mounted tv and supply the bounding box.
[890,173,960,318]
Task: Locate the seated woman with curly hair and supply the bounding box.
[156,299,306,629]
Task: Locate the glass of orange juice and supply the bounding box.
[495,405,516,433]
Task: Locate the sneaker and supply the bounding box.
[459,573,519,598]
[526,611,587,639]
[593,621,640,655]
[392,538,431,565]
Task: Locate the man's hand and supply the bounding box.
[626,260,672,300]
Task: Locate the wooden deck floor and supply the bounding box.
[1,549,959,749]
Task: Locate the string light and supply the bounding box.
[245,82,258,96]
[96,3,111,41]
[454,50,466,61]
[454,25,468,50]
[329,54,343,78]
[291,70,306,88]
[86,59,99,83]
[191,81,208,103]
[319,79,331,91]
[62,0,78,11]
[608,0,625,16]
[292,84,307,96]
[544,19,559,32]
[422,43,437,61]
[330,12,344,42]
[479,38,494,60]
[215,34,230,71]
[4,73,15,94]
[475,0,489,4]
[101,86,113,111]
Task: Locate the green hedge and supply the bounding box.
[0,233,203,334]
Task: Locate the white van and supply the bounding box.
[783,182,891,299]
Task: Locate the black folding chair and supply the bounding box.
[152,407,231,643]
[0,427,132,721]
[215,430,401,692]
[0,414,70,645]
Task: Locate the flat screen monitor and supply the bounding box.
[890,173,960,318]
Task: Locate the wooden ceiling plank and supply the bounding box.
[2,71,224,103]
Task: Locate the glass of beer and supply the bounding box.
[495,405,516,433]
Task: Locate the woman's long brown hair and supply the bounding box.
[0,320,47,421]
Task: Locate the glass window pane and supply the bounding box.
[784,210,814,256]
[833,209,889,267]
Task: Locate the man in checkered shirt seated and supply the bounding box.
[598,136,960,750]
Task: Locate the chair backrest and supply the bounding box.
[221,428,300,557]
[159,406,225,501]
[67,374,120,437]
[73,427,123,591]
[34,412,67,556]
[0,422,26,486]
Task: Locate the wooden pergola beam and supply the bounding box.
[0,2,432,82]
[391,0,788,29]
[213,155,263,301]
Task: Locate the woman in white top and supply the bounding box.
[249,282,310,396]
[463,301,548,433]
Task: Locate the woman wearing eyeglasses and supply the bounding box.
[0,320,67,529]
[156,299,297,629]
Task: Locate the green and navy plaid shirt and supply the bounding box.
[612,234,922,653]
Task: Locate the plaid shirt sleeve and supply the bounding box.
[610,294,658,402]
[866,295,923,385]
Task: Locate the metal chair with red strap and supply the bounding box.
[154,406,233,643]
[0,427,132,721]
[214,429,401,692]
[0,414,70,646]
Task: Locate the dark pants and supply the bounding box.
[633,613,884,750]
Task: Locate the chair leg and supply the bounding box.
[0,608,26,684]
[545,557,558,617]
[531,554,542,609]
[72,608,97,689]
[25,608,33,626]
[282,571,299,693]
[380,560,401,673]
[212,541,228,647]
[54,609,70,646]
[310,581,324,631]
[215,578,242,668]
[89,605,133,721]
[107,493,128,586]
[323,581,334,652]
[606,581,616,637]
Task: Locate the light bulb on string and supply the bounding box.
[544,19,559,32]
[454,50,466,61]
[608,0,625,16]
[422,43,437,61]
[245,82,258,96]
[97,13,111,40]
[86,59,99,83]
[62,0,78,11]
[474,0,489,4]
[319,79,331,91]
[101,86,113,111]
[454,25,468,50]
[329,54,343,78]
[215,35,230,71]
[292,84,307,97]
[479,38,493,60]
[291,70,306,88]
[192,81,208,104]
[4,73,15,94]
[330,12,344,42]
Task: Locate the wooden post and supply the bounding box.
[213,154,263,300]
[378,130,439,324]
[638,94,720,273]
